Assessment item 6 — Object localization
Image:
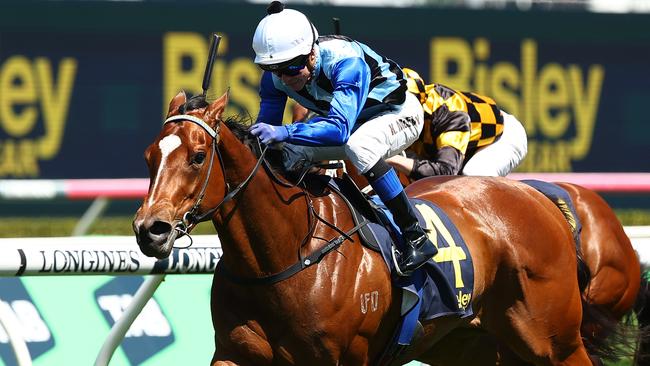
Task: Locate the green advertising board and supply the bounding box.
[0,275,428,365]
[0,235,222,365]
[0,275,214,365]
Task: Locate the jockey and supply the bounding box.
[387,68,528,179]
[249,1,436,275]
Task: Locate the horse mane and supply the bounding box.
[180,93,283,167]
[224,116,259,155]
[180,94,209,113]
[179,94,255,151]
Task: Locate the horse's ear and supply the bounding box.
[204,91,229,124]
[167,91,187,117]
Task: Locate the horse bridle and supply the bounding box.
[162,114,269,244]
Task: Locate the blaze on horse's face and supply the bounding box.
[132,91,228,259]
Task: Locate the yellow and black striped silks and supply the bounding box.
[402,68,504,160]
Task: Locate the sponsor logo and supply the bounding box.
[430,37,604,171]
[39,249,141,274]
[0,278,54,366]
[152,247,221,274]
[456,290,472,310]
[95,277,174,365]
[0,56,76,177]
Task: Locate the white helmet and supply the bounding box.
[252,3,318,66]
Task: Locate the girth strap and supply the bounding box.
[216,217,369,285]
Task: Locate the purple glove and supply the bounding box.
[249,123,289,145]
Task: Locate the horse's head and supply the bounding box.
[133,91,229,259]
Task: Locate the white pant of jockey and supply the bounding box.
[461,111,528,177]
[283,93,424,174]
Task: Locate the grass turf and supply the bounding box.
[1,208,648,238]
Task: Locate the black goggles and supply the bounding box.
[258,54,309,76]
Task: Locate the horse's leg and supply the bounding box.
[211,346,239,366]
[211,343,251,366]
[210,278,275,366]
[558,183,641,316]
[481,272,593,366]
[210,335,272,366]
[212,361,239,366]
[416,326,499,366]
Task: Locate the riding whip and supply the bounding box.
[332,17,341,35]
[202,33,222,97]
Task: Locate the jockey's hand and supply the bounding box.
[249,123,289,145]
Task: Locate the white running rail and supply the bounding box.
[0,235,221,366]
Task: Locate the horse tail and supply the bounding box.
[580,268,648,364]
[577,253,591,294]
[580,302,632,363]
[634,268,650,365]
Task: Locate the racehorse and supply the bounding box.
[341,161,646,364]
[134,91,599,365]
[408,180,646,365]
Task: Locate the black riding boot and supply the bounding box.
[364,160,438,276]
[386,191,438,275]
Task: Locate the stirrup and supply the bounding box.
[397,236,437,276]
[390,245,409,277]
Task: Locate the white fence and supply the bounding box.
[0,235,221,366]
[626,226,650,264]
[0,235,221,277]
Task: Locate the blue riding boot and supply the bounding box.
[364,160,438,276]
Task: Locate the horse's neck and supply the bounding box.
[213,128,309,277]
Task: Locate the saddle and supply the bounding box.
[304,172,384,250]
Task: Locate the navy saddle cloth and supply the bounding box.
[520,179,582,249]
[317,175,475,347]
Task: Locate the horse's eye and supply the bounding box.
[192,152,206,165]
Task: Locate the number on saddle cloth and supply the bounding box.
[326,173,475,334]
[374,191,476,348]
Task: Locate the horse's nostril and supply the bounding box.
[150,221,172,236]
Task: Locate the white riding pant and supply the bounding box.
[461,111,528,176]
[286,93,424,174]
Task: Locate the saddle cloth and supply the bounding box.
[323,176,475,348]
[520,180,582,249]
[368,196,475,344]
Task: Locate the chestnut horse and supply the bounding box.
[341,161,644,364]
[407,179,644,365]
[134,91,596,365]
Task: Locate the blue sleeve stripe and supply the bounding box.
[372,169,403,202]
[257,71,287,125]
